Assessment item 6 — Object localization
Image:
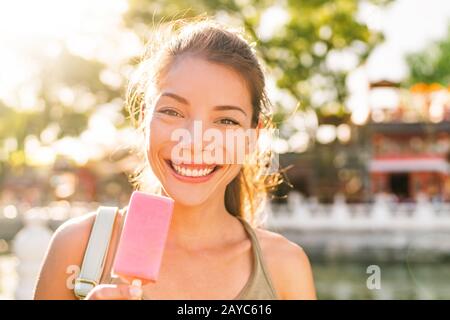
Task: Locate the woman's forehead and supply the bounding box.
[156,56,252,111]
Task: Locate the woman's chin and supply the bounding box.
[165,189,213,207]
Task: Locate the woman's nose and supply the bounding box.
[187,119,205,147]
[177,119,210,162]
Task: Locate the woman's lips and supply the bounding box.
[164,160,220,183]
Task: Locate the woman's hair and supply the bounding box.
[125,16,282,226]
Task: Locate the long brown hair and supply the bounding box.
[125,16,282,227]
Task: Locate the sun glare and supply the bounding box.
[0,0,133,105]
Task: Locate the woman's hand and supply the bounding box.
[84,283,143,300]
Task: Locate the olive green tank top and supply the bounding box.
[231,216,279,300]
[99,210,279,300]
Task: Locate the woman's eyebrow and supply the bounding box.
[161,91,248,116]
[213,105,247,117]
[161,92,189,104]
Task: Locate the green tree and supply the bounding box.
[404,25,450,86]
[124,0,389,124]
[0,0,390,179]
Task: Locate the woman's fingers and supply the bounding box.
[85,283,143,300]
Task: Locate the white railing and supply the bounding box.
[1,194,450,299]
[265,192,450,231]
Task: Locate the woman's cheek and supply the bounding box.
[148,118,174,146]
[221,130,249,165]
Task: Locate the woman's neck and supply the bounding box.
[164,190,241,251]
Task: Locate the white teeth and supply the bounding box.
[171,163,215,177]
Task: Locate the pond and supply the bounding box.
[2,255,450,299]
[313,261,450,299]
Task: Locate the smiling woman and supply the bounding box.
[34,16,316,300]
[130,18,280,220]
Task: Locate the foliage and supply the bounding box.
[404,25,450,86]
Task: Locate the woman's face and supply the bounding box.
[145,55,254,207]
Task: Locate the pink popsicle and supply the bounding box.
[112,191,174,285]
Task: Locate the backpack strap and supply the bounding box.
[74,206,118,299]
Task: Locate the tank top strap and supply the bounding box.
[235,216,279,299]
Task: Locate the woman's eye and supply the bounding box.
[158,108,183,117]
[217,118,240,126]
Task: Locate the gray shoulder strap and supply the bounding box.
[74,206,118,299]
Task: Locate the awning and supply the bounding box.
[369,157,449,173]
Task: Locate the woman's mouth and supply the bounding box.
[164,159,221,182]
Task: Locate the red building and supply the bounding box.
[368,83,450,202]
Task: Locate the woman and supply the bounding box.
[34,17,316,300]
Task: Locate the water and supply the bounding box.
[313,261,450,299]
[2,253,450,299]
[276,226,450,298]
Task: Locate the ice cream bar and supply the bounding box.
[112,191,174,285]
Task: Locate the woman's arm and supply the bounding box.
[34,213,96,299]
[34,211,141,300]
[278,245,317,300]
[256,229,317,300]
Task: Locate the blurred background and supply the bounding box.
[0,0,449,299]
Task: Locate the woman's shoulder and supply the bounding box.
[35,207,126,298]
[253,226,317,299]
[43,211,99,277]
[52,207,125,252]
[253,227,310,274]
[53,211,97,247]
[34,210,100,299]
